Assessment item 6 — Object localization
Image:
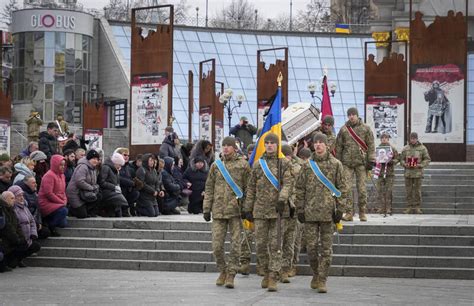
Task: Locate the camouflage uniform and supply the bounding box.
[244,152,292,282]
[295,151,348,290]
[203,152,251,276]
[375,143,399,214]
[335,118,375,217]
[399,141,431,213]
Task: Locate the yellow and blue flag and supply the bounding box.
[249,87,285,166]
[335,24,350,34]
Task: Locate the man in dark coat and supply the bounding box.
[159,132,181,160]
[0,167,13,194]
[38,122,59,161]
[183,156,209,214]
[230,116,257,152]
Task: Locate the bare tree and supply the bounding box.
[294,0,331,32]
[104,0,189,24]
[210,0,261,29]
[264,14,291,32]
[1,0,20,27]
[104,0,129,21]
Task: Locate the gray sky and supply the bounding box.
[0,0,313,19]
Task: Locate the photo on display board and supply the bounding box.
[375,145,393,164]
[373,105,398,139]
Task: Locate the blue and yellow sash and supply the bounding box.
[259,158,280,190]
[309,160,341,197]
[215,159,243,199]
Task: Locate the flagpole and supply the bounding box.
[276,72,283,254]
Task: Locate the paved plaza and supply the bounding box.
[0,268,473,305]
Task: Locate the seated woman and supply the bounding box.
[99,153,129,217]
[67,150,101,219]
[8,186,41,267]
[183,156,209,214]
[13,157,36,184]
[136,154,163,217]
[38,155,68,236]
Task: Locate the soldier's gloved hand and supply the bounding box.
[203,212,211,222]
[297,213,305,223]
[289,206,296,218]
[366,161,375,170]
[333,210,344,224]
[276,200,286,215]
[244,211,254,222]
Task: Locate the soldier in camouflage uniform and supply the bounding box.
[243,133,293,292]
[335,107,375,221]
[203,136,251,289]
[279,144,300,283]
[307,115,336,154]
[399,132,431,214]
[374,133,399,214]
[295,133,348,293]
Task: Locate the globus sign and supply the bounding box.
[31,14,76,30]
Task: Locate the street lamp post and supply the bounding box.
[219,88,244,134]
[195,7,199,27]
[307,79,337,105]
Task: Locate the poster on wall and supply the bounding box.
[0,119,10,155]
[366,96,405,150]
[199,106,212,142]
[214,120,224,153]
[410,64,464,143]
[131,73,169,145]
[84,128,103,151]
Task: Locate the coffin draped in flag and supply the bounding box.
[249,87,285,166]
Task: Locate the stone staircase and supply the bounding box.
[367,163,474,214]
[26,215,474,280]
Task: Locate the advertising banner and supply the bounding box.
[410,64,464,143]
[84,128,103,151]
[199,106,212,142]
[366,96,406,150]
[131,73,169,145]
[0,119,10,155]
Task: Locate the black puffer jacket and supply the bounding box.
[0,199,26,255]
[183,159,208,206]
[136,154,162,209]
[16,180,42,226]
[99,158,128,207]
[159,135,178,160]
[38,131,58,160]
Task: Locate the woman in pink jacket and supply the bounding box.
[38,154,68,236]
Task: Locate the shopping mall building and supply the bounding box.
[5,4,474,159]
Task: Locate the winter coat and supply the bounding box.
[64,162,75,186]
[162,159,182,207]
[34,161,49,189]
[159,136,179,160]
[183,160,209,206]
[119,162,136,193]
[63,139,79,153]
[0,179,12,194]
[66,157,99,209]
[99,159,128,207]
[400,141,431,178]
[295,151,348,222]
[16,180,42,226]
[230,123,257,150]
[13,203,37,246]
[136,154,161,209]
[19,148,32,158]
[38,131,58,160]
[38,155,67,217]
[25,115,43,138]
[335,118,375,168]
[0,200,27,255]
[13,162,35,184]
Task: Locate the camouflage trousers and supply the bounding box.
[240,227,257,264]
[212,217,241,274]
[292,221,304,267]
[405,178,422,208]
[255,218,282,273]
[344,165,367,214]
[282,217,297,270]
[376,176,394,212]
[304,221,333,282]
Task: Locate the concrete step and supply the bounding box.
[390,208,474,215]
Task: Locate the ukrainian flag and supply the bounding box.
[249,87,285,166]
[335,24,350,34]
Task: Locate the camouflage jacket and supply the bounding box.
[244,152,293,219]
[375,143,400,178]
[295,151,348,222]
[399,142,431,178]
[336,119,375,168]
[309,129,336,154]
[203,153,251,219]
[288,157,302,208]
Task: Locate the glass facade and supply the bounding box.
[110,23,376,140]
[12,31,92,123]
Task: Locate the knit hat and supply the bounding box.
[410,132,418,139]
[247,143,255,153]
[240,116,248,122]
[0,153,10,162]
[347,107,359,116]
[29,150,47,161]
[313,132,328,145]
[264,133,279,144]
[281,144,293,157]
[298,148,312,159]
[322,115,335,126]
[194,156,205,164]
[86,149,100,160]
[8,185,23,197]
[111,152,125,166]
[222,136,238,149]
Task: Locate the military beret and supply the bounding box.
[312,132,328,145]
[222,136,238,149]
[347,107,359,116]
[264,133,279,144]
[281,144,293,157]
[322,115,335,126]
[410,132,418,139]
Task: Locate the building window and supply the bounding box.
[113,101,127,128]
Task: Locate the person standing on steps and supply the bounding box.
[203,136,250,289]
